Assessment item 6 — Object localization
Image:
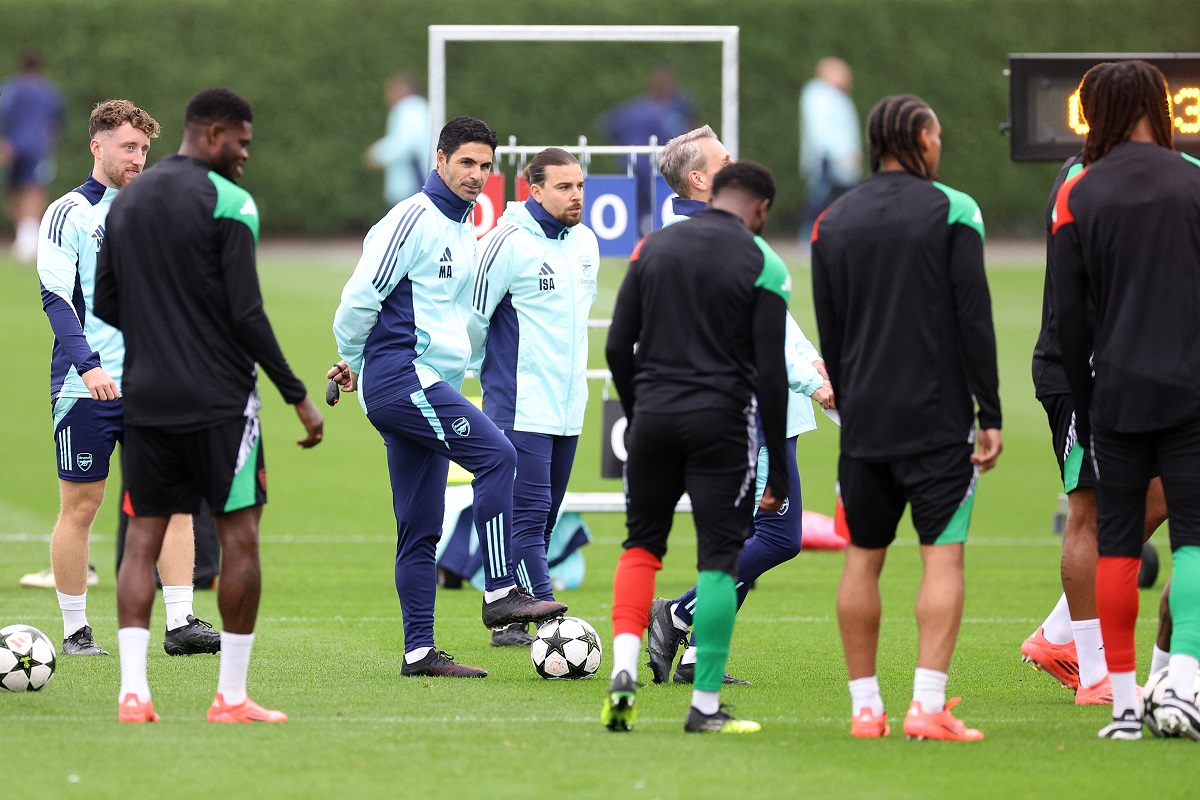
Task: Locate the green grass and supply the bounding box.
[0,248,1192,799]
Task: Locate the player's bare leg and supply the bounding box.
[839,544,893,736]
[159,514,220,655]
[915,543,964,675]
[838,544,888,679]
[116,515,170,720]
[50,479,105,597]
[902,542,983,741]
[207,505,283,722]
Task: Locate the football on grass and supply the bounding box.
[531,616,602,679]
[1143,666,1200,737]
[0,624,56,692]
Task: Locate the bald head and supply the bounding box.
[817,57,852,93]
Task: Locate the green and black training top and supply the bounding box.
[605,207,792,499]
[95,154,306,428]
[811,170,1001,460]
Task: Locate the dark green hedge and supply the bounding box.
[4,0,1198,236]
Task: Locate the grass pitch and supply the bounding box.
[0,246,1193,799]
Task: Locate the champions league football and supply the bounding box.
[0,625,56,692]
[531,616,602,679]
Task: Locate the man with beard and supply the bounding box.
[35,99,218,659]
[471,147,599,646]
[329,118,566,678]
[95,87,323,723]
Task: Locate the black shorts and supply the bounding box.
[1093,419,1200,557]
[623,405,758,575]
[838,444,976,549]
[1041,393,1095,493]
[122,415,266,517]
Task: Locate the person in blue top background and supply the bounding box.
[604,66,696,236]
[330,117,567,678]
[1,50,64,263]
[647,125,836,685]
[364,72,430,208]
[472,148,600,646]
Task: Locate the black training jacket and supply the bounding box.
[94,155,306,428]
[811,170,1001,459]
[605,208,792,499]
[1052,141,1200,438]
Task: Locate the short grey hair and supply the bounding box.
[658,125,718,198]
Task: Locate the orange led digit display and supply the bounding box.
[1175,87,1200,135]
[1010,54,1200,162]
[1068,90,1089,135]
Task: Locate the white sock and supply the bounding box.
[691,689,720,715]
[483,585,516,603]
[216,631,255,706]
[161,585,194,631]
[679,645,697,666]
[14,219,39,261]
[610,633,641,681]
[913,668,948,714]
[57,591,88,638]
[1151,645,1171,676]
[849,675,884,716]
[669,602,689,632]
[117,627,152,702]
[1111,670,1139,717]
[404,646,433,664]
[1168,653,1200,700]
[1071,619,1107,688]
[1041,594,1074,644]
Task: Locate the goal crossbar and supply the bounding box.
[428,25,740,159]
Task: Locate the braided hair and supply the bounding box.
[1080,59,1173,165]
[867,94,936,178]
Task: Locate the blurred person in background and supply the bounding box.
[604,66,696,235]
[799,57,861,245]
[365,71,430,208]
[1,49,64,263]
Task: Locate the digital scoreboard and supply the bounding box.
[1008,53,1200,161]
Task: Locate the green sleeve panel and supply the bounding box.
[208,170,260,243]
[1183,152,1200,170]
[753,235,792,304]
[932,181,985,241]
[1066,162,1085,180]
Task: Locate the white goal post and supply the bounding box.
[427,24,741,159]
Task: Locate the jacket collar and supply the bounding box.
[524,196,570,240]
[671,197,707,218]
[421,169,475,223]
[76,174,109,205]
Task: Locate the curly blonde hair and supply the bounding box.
[89,99,161,140]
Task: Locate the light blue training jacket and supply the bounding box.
[334,170,479,412]
[37,175,122,426]
[471,198,600,435]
